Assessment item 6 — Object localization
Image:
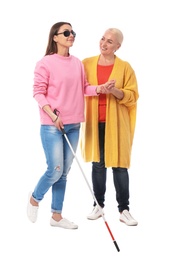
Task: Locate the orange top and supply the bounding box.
[97,64,114,122]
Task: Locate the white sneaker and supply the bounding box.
[119,210,138,226]
[27,192,39,223]
[50,218,78,229]
[87,205,104,220]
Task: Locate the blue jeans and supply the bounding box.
[32,123,80,213]
[92,123,129,212]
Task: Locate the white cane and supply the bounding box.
[61,128,120,252]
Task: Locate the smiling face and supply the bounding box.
[99,29,122,56]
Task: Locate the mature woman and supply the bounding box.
[80,28,139,226]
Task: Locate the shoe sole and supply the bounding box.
[87,214,103,220]
[50,225,78,229]
[120,219,138,226]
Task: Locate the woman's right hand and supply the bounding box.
[54,117,64,131]
[97,79,116,94]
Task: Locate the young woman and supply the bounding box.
[27,22,114,229]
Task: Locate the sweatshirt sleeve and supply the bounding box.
[33,60,50,108]
[81,63,98,96]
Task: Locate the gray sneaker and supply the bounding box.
[119,210,138,226]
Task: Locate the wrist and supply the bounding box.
[52,116,58,123]
[96,86,101,95]
[52,109,60,123]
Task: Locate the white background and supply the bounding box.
[0,0,170,259]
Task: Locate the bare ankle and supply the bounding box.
[52,213,62,222]
[30,196,38,207]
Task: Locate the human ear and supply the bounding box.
[53,35,58,42]
[116,43,121,50]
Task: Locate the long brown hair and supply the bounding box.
[45,22,71,56]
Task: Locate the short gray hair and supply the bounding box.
[106,28,124,45]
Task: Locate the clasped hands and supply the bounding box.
[96,79,116,94]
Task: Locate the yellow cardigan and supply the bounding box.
[80,55,139,168]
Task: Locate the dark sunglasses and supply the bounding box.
[56,30,76,37]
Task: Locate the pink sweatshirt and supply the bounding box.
[33,54,98,125]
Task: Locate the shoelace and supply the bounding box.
[123,211,134,220]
